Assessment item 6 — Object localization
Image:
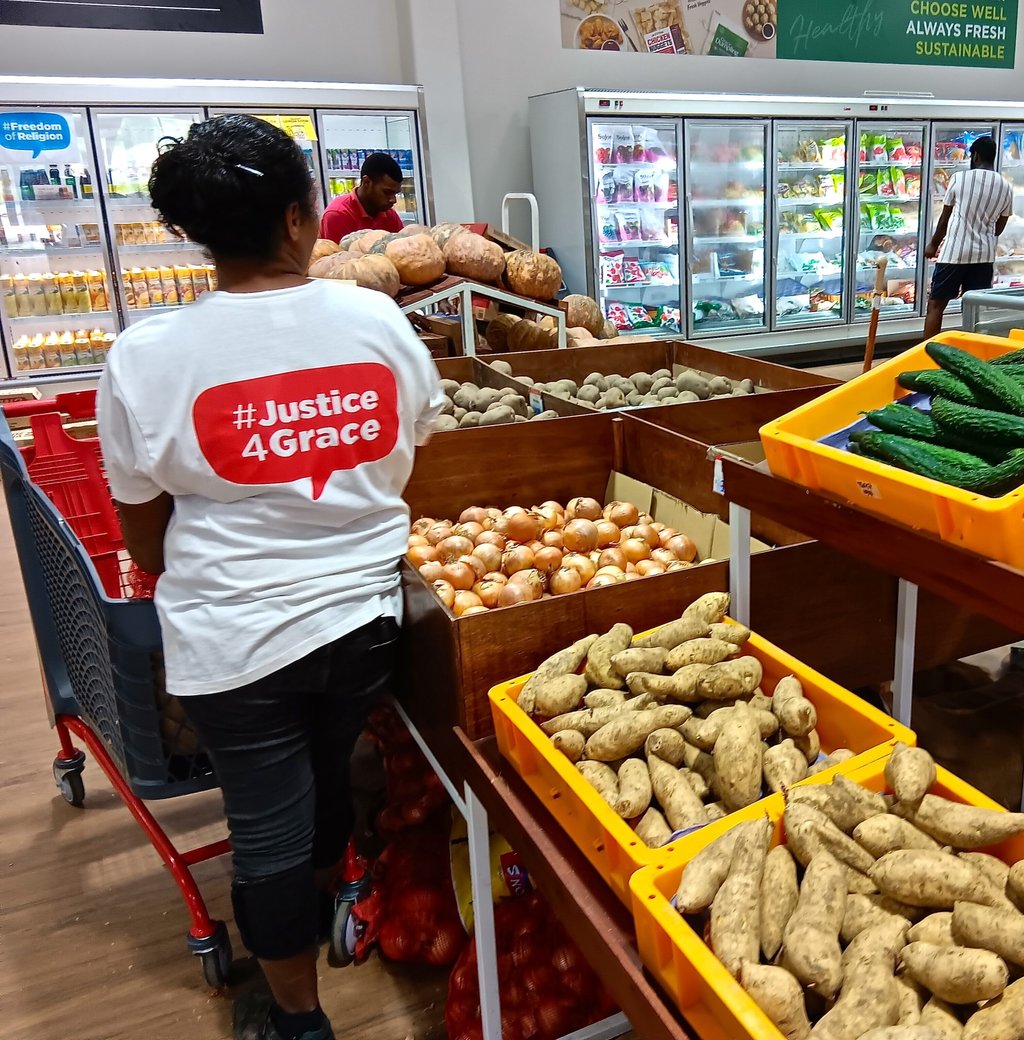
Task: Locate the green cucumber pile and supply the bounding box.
[851,343,1024,497]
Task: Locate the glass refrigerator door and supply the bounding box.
[997,125,1024,290]
[589,119,682,338]
[686,120,768,337]
[925,122,996,314]
[91,108,209,327]
[852,122,927,321]
[0,106,116,377]
[774,122,851,329]
[317,112,425,227]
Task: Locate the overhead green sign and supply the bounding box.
[777,0,1017,68]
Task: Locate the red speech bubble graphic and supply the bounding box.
[193,363,399,499]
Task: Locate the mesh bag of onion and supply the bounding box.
[445,890,619,1040]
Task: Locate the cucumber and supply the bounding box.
[926,342,1024,416]
[930,395,1024,447]
[990,347,1024,366]
[862,402,1007,460]
[896,369,989,407]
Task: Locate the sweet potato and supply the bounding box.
[771,675,818,738]
[681,591,730,625]
[901,941,1008,1003]
[541,705,621,736]
[808,748,857,776]
[519,634,598,713]
[854,815,942,857]
[611,647,667,678]
[811,934,900,1040]
[871,850,1009,910]
[907,913,955,946]
[961,976,1024,1040]
[1009,860,1024,913]
[952,900,1024,966]
[841,892,920,944]
[577,760,619,801]
[793,728,821,765]
[666,637,738,670]
[643,727,687,766]
[761,844,799,961]
[895,974,927,1026]
[648,754,708,832]
[635,806,673,848]
[705,801,727,821]
[682,742,718,794]
[895,795,1024,849]
[841,918,910,978]
[584,689,626,709]
[886,743,937,807]
[631,616,708,650]
[584,624,633,690]
[531,673,587,717]
[714,702,764,812]
[675,823,742,914]
[584,705,690,760]
[626,666,706,703]
[957,852,1010,890]
[782,851,846,998]
[679,767,710,801]
[740,962,810,1040]
[615,759,653,820]
[685,704,778,750]
[846,866,880,894]
[792,777,887,834]
[920,997,965,1040]
[764,739,809,793]
[698,656,764,700]
[550,729,585,763]
[807,811,877,875]
[858,1028,942,1039]
[710,817,770,977]
[708,621,750,645]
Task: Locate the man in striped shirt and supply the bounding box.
[924,136,1013,339]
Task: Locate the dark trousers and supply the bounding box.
[182,615,398,960]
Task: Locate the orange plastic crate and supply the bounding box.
[488,627,913,906]
[629,756,1024,1040]
[760,330,1024,569]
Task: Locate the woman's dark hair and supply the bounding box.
[149,114,316,260]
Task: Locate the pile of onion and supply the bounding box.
[406,499,699,613]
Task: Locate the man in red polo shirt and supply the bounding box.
[319,152,405,243]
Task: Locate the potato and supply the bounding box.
[907,913,955,946]
[901,941,1008,1003]
[958,852,1010,891]
[611,647,668,678]
[453,385,478,410]
[675,822,744,914]
[740,962,810,1040]
[886,743,937,807]
[439,378,461,396]
[841,893,922,943]
[584,624,634,690]
[895,795,1024,849]
[584,705,690,760]
[764,739,809,793]
[708,621,750,645]
[648,754,708,832]
[1009,860,1024,913]
[711,817,771,977]
[665,637,738,669]
[531,673,587,717]
[635,806,673,848]
[550,729,585,763]
[433,415,459,432]
[458,411,482,428]
[584,689,626,710]
[961,976,1024,1040]
[681,592,730,625]
[919,998,964,1040]
[708,376,733,396]
[675,370,712,399]
[761,845,799,961]
[644,727,687,767]
[714,702,763,812]
[577,761,618,806]
[540,705,621,737]
[614,759,653,820]
[952,900,1024,966]
[854,815,943,857]
[519,633,599,714]
[782,851,846,998]
[626,666,706,703]
[871,850,1010,910]
[632,616,709,650]
[698,657,763,700]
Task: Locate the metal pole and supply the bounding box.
[728,502,751,626]
[465,783,503,1040]
[462,286,476,357]
[558,1012,632,1040]
[892,578,918,729]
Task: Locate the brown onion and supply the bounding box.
[549,566,583,596]
[498,582,535,607]
[418,561,444,583]
[453,590,484,617]
[527,540,544,553]
[474,580,504,609]
[459,506,488,525]
[631,523,660,549]
[461,605,489,616]
[561,552,596,584]
[501,545,535,575]
[598,547,627,571]
[604,500,639,528]
[426,522,453,545]
[665,534,698,563]
[441,562,476,591]
[437,535,474,564]
[407,544,439,568]
[621,537,652,564]
[651,522,666,533]
[452,521,485,542]
[566,496,602,521]
[595,565,625,579]
[594,520,620,549]
[407,533,430,548]
[658,527,679,548]
[541,529,564,549]
[587,574,621,589]
[651,548,677,567]
[624,571,642,581]
[505,510,541,544]
[563,518,599,554]
[534,505,562,532]
[666,560,693,572]
[533,546,563,577]
[482,571,508,585]
[475,530,506,549]
[638,512,655,526]
[635,560,667,577]
[472,542,502,574]
[508,569,544,601]
[431,579,456,608]
[539,500,565,516]
[411,517,435,536]
[459,554,487,581]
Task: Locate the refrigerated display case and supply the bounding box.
[529,89,1024,358]
[0,77,433,385]
[591,118,682,336]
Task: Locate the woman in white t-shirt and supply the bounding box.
[97,114,442,1040]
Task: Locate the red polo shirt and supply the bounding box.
[319,190,404,243]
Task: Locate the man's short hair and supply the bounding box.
[361,152,404,183]
[971,136,998,164]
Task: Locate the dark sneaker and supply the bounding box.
[233,993,335,1040]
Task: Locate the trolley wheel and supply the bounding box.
[53,755,86,808]
[189,921,233,989]
[328,899,359,967]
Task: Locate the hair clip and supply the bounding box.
[235,164,264,177]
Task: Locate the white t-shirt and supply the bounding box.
[940,168,1013,265]
[97,279,443,697]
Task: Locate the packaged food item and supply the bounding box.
[160,266,178,305]
[71,271,91,313]
[601,252,625,286]
[889,167,907,198]
[614,169,636,203]
[26,334,45,370]
[1005,131,1022,163]
[597,169,616,204]
[631,0,691,53]
[654,305,680,331]
[814,207,843,232]
[822,138,846,164]
[191,265,209,298]
[859,204,872,230]
[888,206,906,230]
[633,127,650,164]
[616,208,642,242]
[640,259,675,285]
[594,126,614,166]
[627,304,657,329]
[832,173,845,198]
[146,266,164,306]
[634,168,656,202]
[11,337,30,372]
[57,331,77,367]
[858,171,878,196]
[866,203,890,230]
[0,275,15,319]
[605,300,632,331]
[75,329,93,366]
[12,275,31,317]
[87,270,107,311]
[933,168,952,196]
[887,137,909,163]
[798,139,821,163]
[205,265,218,292]
[131,267,150,308]
[859,133,868,163]
[731,295,764,317]
[144,222,159,244]
[175,265,195,303]
[706,9,747,56]
[640,207,665,242]
[89,329,106,364]
[622,258,646,283]
[101,333,116,360]
[132,223,146,246]
[869,135,887,163]
[654,169,671,203]
[27,274,47,317]
[40,273,61,315]
[612,126,635,165]
[905,140,924,164]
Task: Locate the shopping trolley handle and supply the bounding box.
[3,389,98,422]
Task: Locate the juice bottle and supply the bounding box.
[42,272,63,315]
[191,264,209,298]
[145,266,163,306]
[1,275,16,318]
[89,328,106,364]
[122,270,136,308]
[175,264,195,304]
[27,334,46,370]
[27,274,48,316]
[12,336,30,372]
[159,265,178,305]
[75,329,94,366]
[205,264,218,291]
[131,267,150,308]
[87,270,108,311]
[59,332,79,367]
[48,333,65,369]
[101,332,116,360]
[58,272,78,314]
[13,275,31,317]
[73,271,92,313]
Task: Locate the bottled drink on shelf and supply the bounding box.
[160,265,178,305]
[27,274,48,317]
[146,266,163,306]
[63,164,78,199]
[27,335,45,370]
[59,331,78,367]
[1,275,16,318]
[51,332,68,368]
[79,167,93,199]
[48,164,61,187]
[175,264,194,304]
[131,267,150,307]
[58,272,78,314]
[1,168,14,203]
[87,270,108,311]
[122,269,136,308]
[13,275,30,317]
[75,329,93,365]
[12,336,30,372]
[73,270,92,313]
[43,273,62,315]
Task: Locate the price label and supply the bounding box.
[712,456,725,496]
[529,388,544,416]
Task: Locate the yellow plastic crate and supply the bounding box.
[629,756,1024,1040]
[760,330,1024,568]
[488,628,913,906]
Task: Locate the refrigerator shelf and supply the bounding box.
[995,255,1024,263]
[780,230,844,239]
[596,200,675,208]
[777,163,846,173]
[693,273,761,283]
[858,162,923,170]
[8,200,99,219]
[1,245,105,258]
[692,234,763,245]
[777,196,843,206]
[8,310,115,327]
[932,161,970,169]
[690,197,763,207]
[600,241,675,251]
[690,160,764,171]
[105,199,156,210]
[115,241,204,253]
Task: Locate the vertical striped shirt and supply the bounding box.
[939,168,1013,265]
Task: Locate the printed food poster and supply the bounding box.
[560,0,778,58]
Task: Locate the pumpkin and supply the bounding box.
[309,239,339,267]
[600,319,619,340]
[336,254,401,297]
[354,229,393,254]
[395,222,432,238]
[563,294,604,336]
[485,313,522,352]
[508,319,549,352]
[430,222,469,250]
[443,232,505,283]
[504,250,562,301]
[340,229,373,251]
[309,252,358,279]
[369,232,401,255]
[384,233,446,286]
